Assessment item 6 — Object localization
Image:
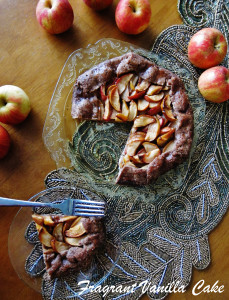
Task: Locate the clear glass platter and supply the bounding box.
[8,186,121,297]
[8,206,43,293]
[42,38,205,203]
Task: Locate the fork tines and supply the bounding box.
[73,199,105,217]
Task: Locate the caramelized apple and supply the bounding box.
[145,117,160,142]
[130,75,139,90]
[142,142,159,153]
[163,140,176,153]
[157,128,175,147]
[161,95,176,121]
[147,85,163,95]
[128,90,145,100]
[135,80,151,92]
[38,226,53,248]
[53,223,64,242]
[126,140,142,156]
[109,86,121,112]
[144,92,164,102]
[65,220,87,238]
[116,73,133,94]
[147,102,162,115]
[128,100,138,121]
[116,100,129,121]
[103,97,112,121]
[51,239,71,254]
[100,85,107,101]
[133,115,155,127]
[138,99,149,111]
[141,148,161,163]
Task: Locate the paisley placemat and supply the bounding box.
[25,0,229,299]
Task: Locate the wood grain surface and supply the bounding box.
[0,0,228,299]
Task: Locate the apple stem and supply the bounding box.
[128,3,136,13]
[0,97,6,107]
[46,0,52,9]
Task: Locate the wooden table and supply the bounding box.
[0,0,228,299]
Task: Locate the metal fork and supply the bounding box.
[0,196,105,217]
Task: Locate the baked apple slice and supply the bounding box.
[145,117,160,141]
[160,126,173,134]
[128,131,146,143]
[135,80,151,92]
[142,142,159,153]
[103,98,112,121]
[51,239,71,253]
[65,219,87,238]
[157,114,169,127]
[116,100,129,121]
[57,216,78,223]
[147,102,162,115]
[128,90,145,100]
[32,214,44,226]
[157,128,175,147]
[128,100,138,121]
[147,85,163,95]
[43,216,55,226]
[53,223,64,242]
[129,75,139,90]
[65,236,85,246]
[126,140,142,156]
[138,99,149,111]
[133,115,155,127]
[129,154,143,164]
[100,85,107,101]
[109,86,121,112]
[141,148,161,163]
[144,92,164,102]
[163,140,176,153]
[38,226,53,248]
[161,95,176,121]
[121,85,130,101]
[116,73,133,94]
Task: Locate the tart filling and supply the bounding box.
[72,52,193,185]
[32,214,105,279]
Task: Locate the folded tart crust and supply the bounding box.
[32,214,105,279]
[71,52,194,185]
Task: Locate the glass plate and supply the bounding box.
[8,186,121,296]
[8,207,43,293]
[42,38,205,202]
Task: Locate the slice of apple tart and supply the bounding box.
[32,214,105,279]
[71,52,193,185]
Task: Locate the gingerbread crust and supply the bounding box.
[43,217,105,279]
[71,53,194,185]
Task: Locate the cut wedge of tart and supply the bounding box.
[71,52,193,185]
[32,214,105,279]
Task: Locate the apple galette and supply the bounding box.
[71,52,194,185]
[32,214,105,279]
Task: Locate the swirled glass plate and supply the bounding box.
[8,206,43,293]
[43,38,205,203]
[8,186,121,297]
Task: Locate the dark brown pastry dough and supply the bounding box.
[40,217,105,279]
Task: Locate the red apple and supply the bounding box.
[198,66,229,103]
[0,85,31,124]
[188,28,227,69]
[115,0,151,35]
[0,125,10,159]
[83,0,113,11]
[36,0,74,34]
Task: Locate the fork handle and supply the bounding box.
[0,197,50,208]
